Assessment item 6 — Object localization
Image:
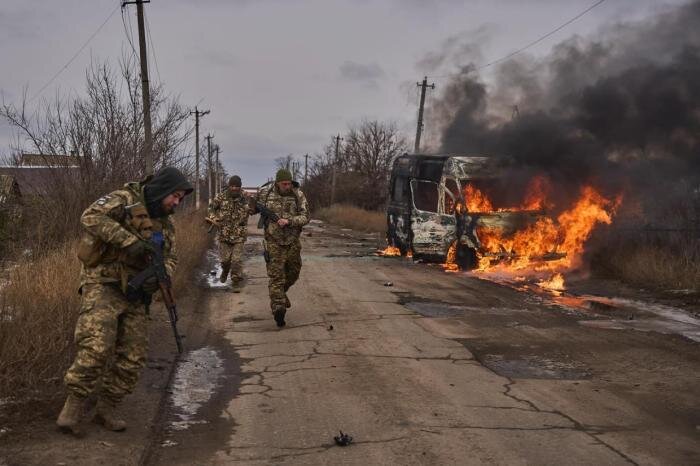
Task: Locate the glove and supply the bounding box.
[142,275,159,294]
[123,240,153,261]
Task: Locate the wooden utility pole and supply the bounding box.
[190,107,209,209]
[414,76,435,154]
[304,153,308,187]
[330,134,342,206]
[206,134,214,201]
[122,0,154,175]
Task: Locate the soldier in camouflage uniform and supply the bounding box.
[254,169,309,327]
[206,175,250,292]
[56,167,192,436]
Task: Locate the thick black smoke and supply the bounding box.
[426,1,700,221]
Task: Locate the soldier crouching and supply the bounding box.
[253,169,309,327]
[57,166,192,436]
[206,175,250,292]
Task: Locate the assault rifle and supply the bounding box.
[126,232,183,353]
[255,202,281,225]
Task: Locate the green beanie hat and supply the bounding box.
[275,169,293,182]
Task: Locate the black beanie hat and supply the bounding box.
[144,166,193,217]
[228,175,242,187]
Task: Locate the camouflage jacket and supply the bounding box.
[256,184,309,245]
[207,190,250,244]
[78,181,177,288]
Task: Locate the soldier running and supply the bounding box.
[57,166,192,436]
[254,169,309,327]
[206,175,250,292]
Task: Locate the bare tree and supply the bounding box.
[343,120,407,208]
[303,121,408,210]
[0,56,194,248]
[274,154,302,181]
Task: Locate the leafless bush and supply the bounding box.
[0,56,194,251]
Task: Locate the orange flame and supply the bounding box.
[447,181,621,287]
[538,273,565,291]
[442,243,460,272]
[476,186,618,271]
[463,176,553,213]
[379,246,402,256]
[521,176,553,211]
[464,184,494,213]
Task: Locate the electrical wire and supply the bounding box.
[428,0,608,80]
[144,9,162,86]
[29,2,121,102]
[121,3,138,61]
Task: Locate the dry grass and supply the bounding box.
[619,248,700,290]
[0,242,81,400]
[315,204,386,233]
[0,208,209,402]
[590,231,700,291]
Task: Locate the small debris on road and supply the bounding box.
[384,282,393,287]
[161,439,179,447]
[328,325,334,331]
[334,431,353,446]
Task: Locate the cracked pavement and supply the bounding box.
[148,218,700,465]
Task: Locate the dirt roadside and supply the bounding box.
[0,293,205,466]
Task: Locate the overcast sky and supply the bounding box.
[0,0,687,185]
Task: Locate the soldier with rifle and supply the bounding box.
[57,166,192,436]
[253,169,309,327]
[206,175,250,292]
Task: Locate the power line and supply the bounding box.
[29,3,121,103]
[428,0,608,80]
[144,9,162,86]
[121,3,138,60]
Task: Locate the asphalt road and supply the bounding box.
[145,218,700,465]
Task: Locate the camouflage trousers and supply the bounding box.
[64,283,148,404]
[219,240,245,282]
[265,240,302,311]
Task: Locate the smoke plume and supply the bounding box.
[424,1,700,220]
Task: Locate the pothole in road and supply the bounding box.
[480,354,591,380]
[169,346,225,431]
[202,250,229,290]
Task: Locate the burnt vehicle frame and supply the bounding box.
[386,153,545,268]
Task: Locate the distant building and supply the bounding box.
[18,153,79,167]
[0,153,80,197]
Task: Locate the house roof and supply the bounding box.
[19,153,79,167]
[0,166,80,196]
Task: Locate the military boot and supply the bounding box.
[219,262,231,284]
[93,399,127,432]
[56,393,85,436]
[273,306,287,328]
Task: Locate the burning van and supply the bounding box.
[386,153,549,269]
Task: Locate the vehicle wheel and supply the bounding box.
[456,246,478,270]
